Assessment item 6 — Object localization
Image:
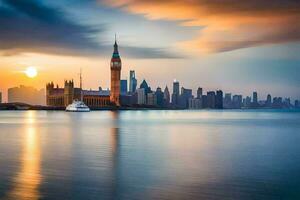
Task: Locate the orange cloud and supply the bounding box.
[102,0,300,53]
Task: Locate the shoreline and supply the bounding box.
[0,103,298,111]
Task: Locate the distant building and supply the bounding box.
[272,97,283,108]
[129,70,137,93]
[136,88,146,105]
[172,80,180,106]
[120,93,137,106]
[120,79,128,95]
[266,94,272,107]
[46,81,110,108]
[140,80,151,94]
[8,85,45,105]
[110,37,122,106]
[244,96,251,107]
[215,90,223,109]
[232,95,243,109]
[197,87,203,99]
[202,95,208,108]
[0,92,2,103]
[163,86,170,106]
[179,87,193,108]
[189,98,201,109]
[207,91,216,109]
[295,100,299,108]
[252,91,258,107]
[147,92,157,106]
[155,87,164,107]
[223,93,232,109]
[283,98,291,108]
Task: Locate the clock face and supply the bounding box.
[111,61,121,68]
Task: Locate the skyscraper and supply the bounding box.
[215,90,223,109]
[0,92,2,103]
[253,91,258,105]
[163,86,170,105]
[120,80,128,95]
[179,87,193,108]
[266,94,272,107]
[136,88,146,105]
[140,79,151,94]
[207,91,216,109]
[172,80,180,106]
[110,36,121,106]
[232,95,243,109]
[147,92,157,106]
[155,87,164,107]
[224,93,232,108]
[197,87,203,99]
[129,70,137,93]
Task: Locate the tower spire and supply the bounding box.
[80,68,83,101]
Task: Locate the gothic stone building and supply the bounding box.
[46,39,122,108]
[46,81,110,108]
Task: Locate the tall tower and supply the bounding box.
[110,35,121,106]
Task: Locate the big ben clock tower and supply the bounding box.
[110,36,121,106]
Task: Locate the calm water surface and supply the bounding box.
[0,110,300,200]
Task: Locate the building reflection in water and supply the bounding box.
[110,111,121,199]
[5,111,41,200]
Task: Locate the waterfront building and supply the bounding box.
[8,85,45,105]
[189,98,202,109]
[272,97,283,108]
[207,91,216,109]
[245,96,251,107]
[120,93,137,106]
[197,87,203,99]
[295,100,299,108]
[252,91,258,107]
[136,88,146,105]
[46,82,110,108]
[163,86,170,106]
[120,79,128,95]
[140,80,151,94]
[147,92,157,106]
[129,70,137,93]
[202,95,208,108]
[179,87,193,108]
[224,93,232,109]
[215,90,223,109]
[172,80,180,106]
[46,38,123,108]
[110,37,122,106]
[155,87,164,107]
[266,94,272,107]
[232,95,243,109]
[283,98,291,108]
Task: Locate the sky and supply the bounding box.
[0,0,300,102]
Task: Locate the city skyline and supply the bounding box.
[1,0,300,102]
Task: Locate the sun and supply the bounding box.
[25,67,38,78]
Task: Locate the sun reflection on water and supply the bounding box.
[5,111,41,200]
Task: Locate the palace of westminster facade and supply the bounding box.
[46,39,121,108]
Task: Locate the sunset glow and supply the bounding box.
[25,67,38,78]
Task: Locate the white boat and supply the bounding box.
[66,69,90,112]
[66,100,90,112]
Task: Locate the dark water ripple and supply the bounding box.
[0,110,300,200]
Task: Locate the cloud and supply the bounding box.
[0,0,179,58]
[102,0,300,53]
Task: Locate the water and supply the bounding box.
[0,110,300,200]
